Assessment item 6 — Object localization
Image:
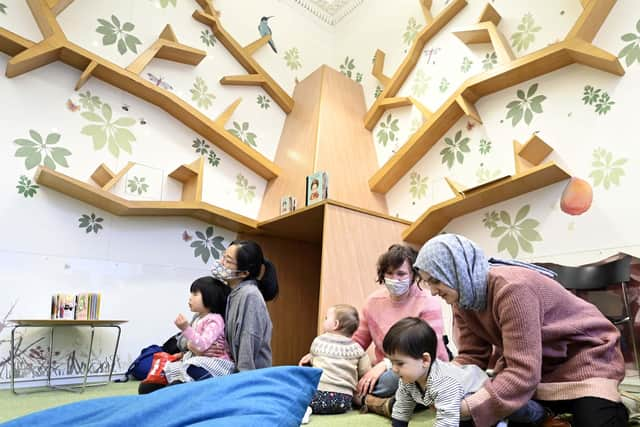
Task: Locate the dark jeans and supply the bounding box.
[461,397,629,427]
[538,397,628,427]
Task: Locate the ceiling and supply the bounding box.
[286,0,365,25]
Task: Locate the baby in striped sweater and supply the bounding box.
[384,318,544,427]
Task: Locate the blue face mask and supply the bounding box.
[210,259,242,283]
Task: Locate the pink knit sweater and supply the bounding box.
[352,284,448,364]
[457,266,624,427]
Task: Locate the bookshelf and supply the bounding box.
[367,0,623,194]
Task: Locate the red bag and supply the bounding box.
[141,352,182,384]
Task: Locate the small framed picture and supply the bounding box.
[280,196,291,215]
[306,171,328,206]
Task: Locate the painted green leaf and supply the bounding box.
[16,175,39,198]
[284,47,302,70]
[618,20,640,67]
[14,130,72,171]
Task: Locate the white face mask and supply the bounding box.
[384,277,412,296]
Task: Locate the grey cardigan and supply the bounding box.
[225,280,273,371]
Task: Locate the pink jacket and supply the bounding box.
[352,284,448,364]
[182,313,232,361]
[458,266,624,427]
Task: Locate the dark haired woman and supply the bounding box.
[351,244,448,416]
[211,240,279,372]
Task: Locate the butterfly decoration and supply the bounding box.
[66,99,80,112]
[121,104,130,111]
[181,230,193,242]
[146,73,174,91]
[466,121,476,131]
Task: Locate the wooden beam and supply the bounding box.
[420,0,433,24]
[402,163,570,244]
[6,36,64,77]
[47,0,74,16]
[364,0,467,130]
[126,26,206,75]
[372,49,391,86]
[169,157,204,201]
[517,134,553,166]
[409,97,433,120]
[444,177,465,196]
[565,38,625,75]
[0,28,35,57]
[27,0,64,38]
[453,22,514,64]
[220,74,267,86]
[35,166,258,232]
[103,162,134,191]
[456,94,482,123]
[195,0,220,17]
[244,35,271,56]
[214,98,242,127]
[193,10,294,113]
[567,0,615,43]
[379,97,413,109]
[478,2,501,25]
[75,60,97,90]
[90,163,115,188]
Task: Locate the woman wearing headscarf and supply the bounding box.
[414,234,628,427]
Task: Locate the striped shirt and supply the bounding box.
[392,359,488,427]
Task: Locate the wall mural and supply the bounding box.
[505,83,547,127]
[186,226,227,263]
[13,130,71,171]
[78,213,105,234]
[192,138,221,167]
[227,121,258,148]
[190,77,216,109]
[235,173,256,203]
[339,56,363,83]
[618,18,640,67]
[284,47,302,70]
[376,113,400,146]
[589,148,628,190]
[510,13,542,54]
[95,15,143,56]
[482,204,542,258]
[582,85,615,115]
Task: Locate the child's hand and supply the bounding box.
[174,314,189,331]
[298,353,312,366]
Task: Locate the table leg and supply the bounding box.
[10,326,18,395]
[46,327,54,388]
[80,326,96,392]
[107,326,122,382]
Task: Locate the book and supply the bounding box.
[305,171,328,206]
[50,292,101,320]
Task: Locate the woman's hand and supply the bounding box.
[460,398,470,418]
[298,353,312,366]
[356,361,387,397]
[174,314,189,331]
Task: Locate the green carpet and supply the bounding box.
[0,381,436,426]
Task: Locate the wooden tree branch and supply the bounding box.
[214,98,242,127]
[372,49,391,86]
[193,10,294,113]
[244,35,271,56]
[46,0,75,16]
[126,25,206,75]
[364,0,467,130]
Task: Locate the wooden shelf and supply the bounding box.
[124,25,206,76]
[168,157,204,202]
[90,162,134,191]
[452,21,514,64]
[365,0,467,130]
[402,162,571,244]
[0,0,281,181]
[35,166,258,233]
[369,39,622,194]
[255,199,410,244]
[193,8,294,113]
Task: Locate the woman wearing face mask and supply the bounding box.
[210,240,279,372]
[350,244,448,417]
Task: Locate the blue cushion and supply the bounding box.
[2,366,322,427]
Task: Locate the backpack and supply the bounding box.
[118,345,163,382]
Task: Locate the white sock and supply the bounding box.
[301,406,312,425]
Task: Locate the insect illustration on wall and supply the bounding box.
[146,73,174,91]
[66,99,80,112]
[181,230,193,242]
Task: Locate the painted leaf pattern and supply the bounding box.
[96,15,142,55]
[377,114,400,147]
[505,83,546,126]
[484,205,542,257]
[440,130,470,169]
[589,148,627,189]
[190,226,226,263]
[14,130,71,171]
[81,103,136,157]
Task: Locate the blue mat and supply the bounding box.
[2,366,322,427]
